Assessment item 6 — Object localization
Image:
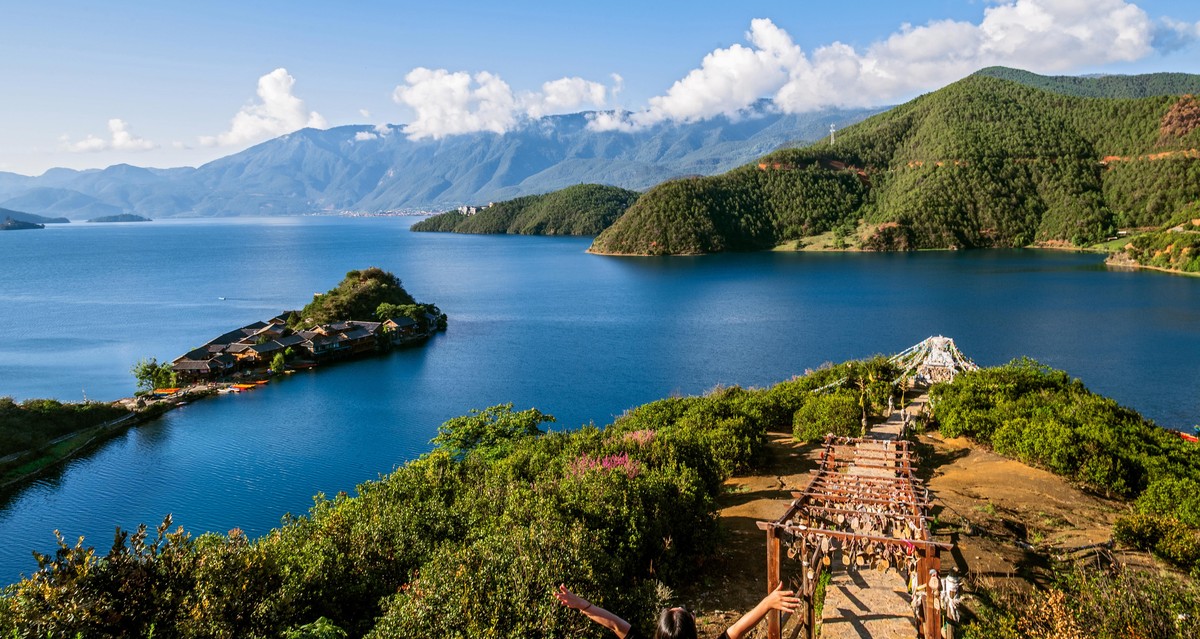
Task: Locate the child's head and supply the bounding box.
[654,606,697,639]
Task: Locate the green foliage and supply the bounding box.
[0,397,128,458]
[592,155,864,255]
[974,66,1200,99]
[932,357,1200,573]
[282,618,347,639]
[376,302,447,330]
[412,184,640,236]
[270,352,287,373]
[792,390,860,441]
[1136,477,1200,528]
[963,562,1200,638]
[132,357,177,392]
[292,268,416,328]
[593,74,1200,254]
[0,357,877,637]
[1119,228,1200,273]
[430,404,555,461]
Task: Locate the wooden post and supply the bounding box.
[767,527,782,639]
[915,555,942,639]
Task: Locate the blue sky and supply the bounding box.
[4,0,1200,175]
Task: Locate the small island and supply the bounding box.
[86,214,151,223]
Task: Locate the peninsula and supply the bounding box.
[168,267,446,384]
[0,268,446,491]
[1,216,43,231]
[411,183,640,236]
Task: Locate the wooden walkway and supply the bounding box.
[818,406,929,639]
[759,393,947,639]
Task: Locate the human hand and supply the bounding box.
[764,582,801,613]
[555,584,592,611]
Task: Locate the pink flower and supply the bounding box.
[623,429,656,447]
[568,452,641,478]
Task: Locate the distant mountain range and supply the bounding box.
[0,106,884,220]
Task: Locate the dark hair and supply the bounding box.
[654,607,697,639]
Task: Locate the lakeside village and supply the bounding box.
[160,310,443,393]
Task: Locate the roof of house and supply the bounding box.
[250,341,283,355]
[276,334,305,347]
[212,353,237,366]
[206,328,249,347]
[226,343,254,353]
[349,320,382,332]
[172,359,216,372]
[340,327,372,341]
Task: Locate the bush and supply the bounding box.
[792,390,861,441]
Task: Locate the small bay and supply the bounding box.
[0,217,1198,580]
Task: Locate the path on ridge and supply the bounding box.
[818,395,930,639]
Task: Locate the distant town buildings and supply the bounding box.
[456,203,493,216]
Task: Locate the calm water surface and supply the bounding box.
[0,217,1198,580]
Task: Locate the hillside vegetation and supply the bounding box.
[0,360,884,638]
[3,356,1197,637]
[974,66,1200,99]
[411,184,640,236]
[291,267,418,328]
[591,73,1200,255]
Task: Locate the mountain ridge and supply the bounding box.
[0,107,883,220]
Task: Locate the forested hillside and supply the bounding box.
[591,74,1200,255]
[411,184,640,236]
[974,66,1200,99]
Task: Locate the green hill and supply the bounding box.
[292,267,418,327]
[591,74,1200,255]
[974,66,1200,99]
[0,206,69,225]
[412,184,640,236]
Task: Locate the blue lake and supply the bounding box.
[0,216,1198,580]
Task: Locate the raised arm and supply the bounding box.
[724,582,802,639]
[556,584,633,638]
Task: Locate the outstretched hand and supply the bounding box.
[764,582,801,613]
[555,584,591,611]
[724,581,804,639]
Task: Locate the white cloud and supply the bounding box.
[359,108,371,118]
[393,68,518,139]
[354,131,379,141]
[523,77,609,118]
[393,68,614,139]
[200,68,327,147]
[592,0,1195,130]
[62,118,156,153]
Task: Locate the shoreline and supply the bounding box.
[0,332,441,493]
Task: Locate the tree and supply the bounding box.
[271,352,287,374]
[131,358,176,392]
[430,404,555,460]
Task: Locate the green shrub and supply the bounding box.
[792,390,861,442]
